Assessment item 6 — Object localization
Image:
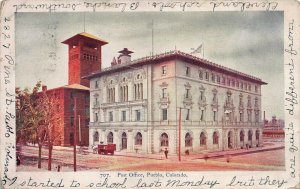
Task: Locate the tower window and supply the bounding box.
[83,53,98,62]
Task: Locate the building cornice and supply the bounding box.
[83,50,267,85]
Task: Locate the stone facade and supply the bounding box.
[87,50,266,154]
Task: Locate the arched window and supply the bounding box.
[93,131,99,142]
[160,133,169,147]
[134,83,143,100]
[107,132,113,144]
[213,131,219,144]
[248,130,253,141]
[135,132,142,145]
[240,131,244,142]
[185,133,192,147]
[200,132,206,146]
[256,130,259,140]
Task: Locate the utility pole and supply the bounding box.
[73,97,77,172]
[78,115,81,146]
[178,107,182,161]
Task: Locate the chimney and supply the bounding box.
[42,85,47,92]
[117,48,133,64]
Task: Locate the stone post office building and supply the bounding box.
[84,35,267,154]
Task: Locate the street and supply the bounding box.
[17,140,285,172]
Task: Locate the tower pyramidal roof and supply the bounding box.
[62,32,108,45]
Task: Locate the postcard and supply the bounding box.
[1,0,299,188]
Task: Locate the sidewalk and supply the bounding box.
[35,143,284,161]
[113,144,284,161]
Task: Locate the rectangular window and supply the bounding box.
[227,78,230,86]
[94,98,99,106]
[94,113,98,122]
[162,65,167,75]
[213,111,217,121]
[185,89,190,98]
[162,88,167,98]
[122,111,126,121]
[162,109,168,121]
[199,70,203,80]
[71,117,74,127]
[135,110,141,121]
[213,93,217,103]
[255,85,258,93]
[237,81,239,88]
[109,112,113,122]
[255,113,259,122]
[222,76,225,84]
[185,66,190,76]
[255,98,258,107]
[186,109,190,120]
[240,112,243,122]
[211,74,215,83]
[247,111,251,122]
[200,110,204,121]
[249,84,251,91]
[70,92,74,99]
[205,72,209,81]
[95,80,99,89]
[71,104,74,112]
[217,75,220,83]
[200,91,204,101]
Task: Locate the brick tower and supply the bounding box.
[62,32,108,87]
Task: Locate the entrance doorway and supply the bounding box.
[121,132,127,150]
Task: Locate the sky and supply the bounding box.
[15,11,284,120]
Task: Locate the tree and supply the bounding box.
[16,81,62,170]
[39,90,62,171]
[16,81,44,168]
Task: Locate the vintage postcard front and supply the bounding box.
[1,0,299,188]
